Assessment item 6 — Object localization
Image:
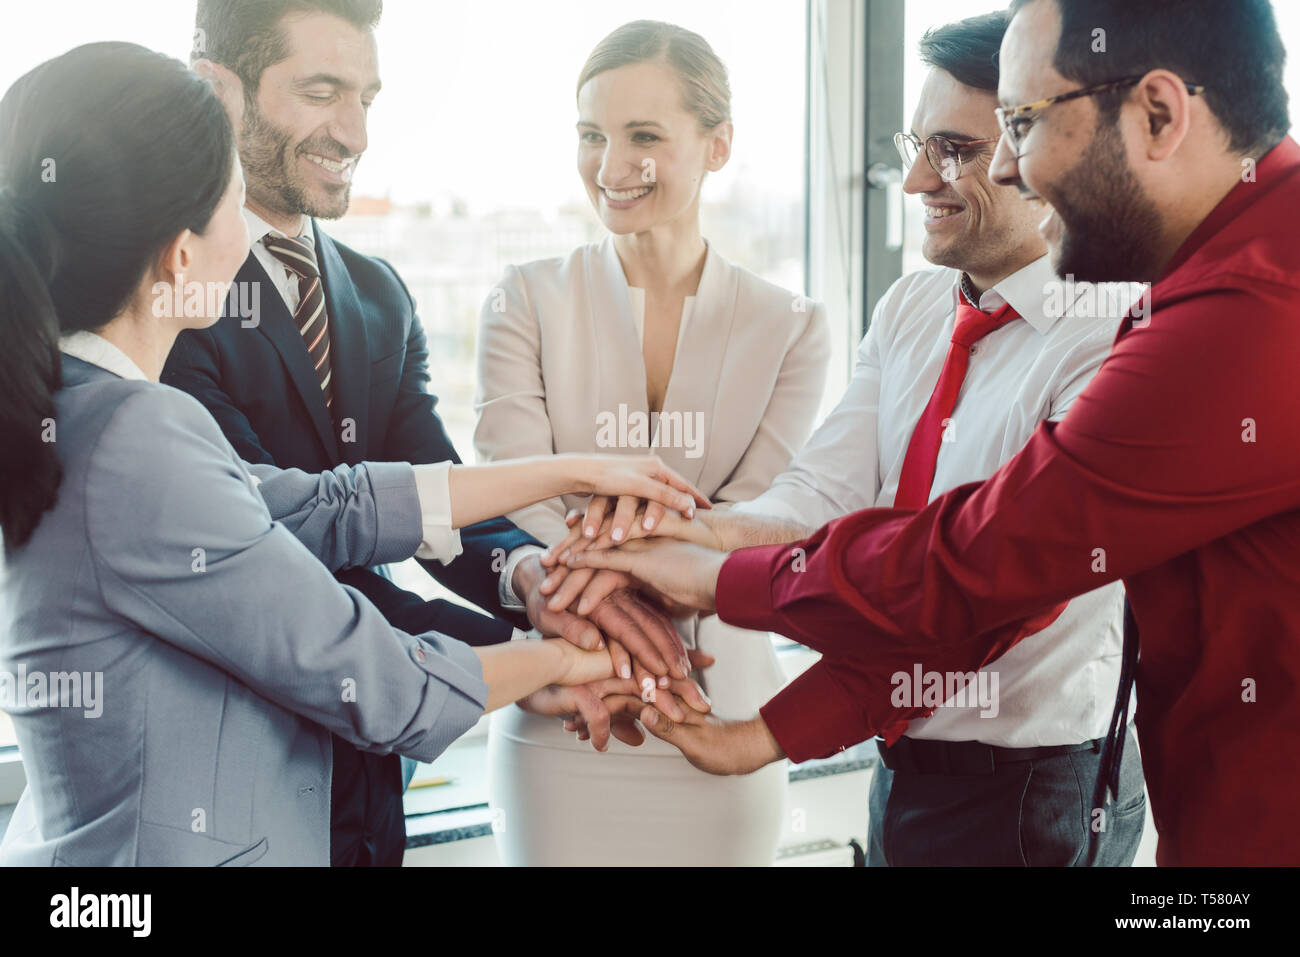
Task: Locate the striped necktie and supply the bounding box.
[262,233,335,411]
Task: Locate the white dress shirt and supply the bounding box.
[738,257,1143,747]
[59,330,150,381]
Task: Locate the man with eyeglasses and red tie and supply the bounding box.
[546,9,1147,866]
[568,0,1300,867]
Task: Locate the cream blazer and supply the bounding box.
[474,236,831,547]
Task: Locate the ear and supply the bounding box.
[1130,70,1194,162]
[154,229,197,287]
[193,58,247,131]
[706,121,734,172]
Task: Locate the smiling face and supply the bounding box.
[237,11,380,223]
[904,67,1045,287]
[576,59,730,235]
[990,0,1163,281]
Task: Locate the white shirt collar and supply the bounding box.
[59,331,149,381]
[243,206,313,252]
[954,256,1068,336]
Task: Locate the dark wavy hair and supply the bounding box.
[918,11,1009,94]
[0,42,236,549]
[1010,0,1289,157]
[195,0,383,93]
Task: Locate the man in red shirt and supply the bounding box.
[570,0,1300,865]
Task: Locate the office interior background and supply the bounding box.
[1,0,1297,866]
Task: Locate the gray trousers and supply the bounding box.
[867,725,1145,866]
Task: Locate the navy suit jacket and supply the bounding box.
[163,220,539,643]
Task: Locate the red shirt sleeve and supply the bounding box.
[718,282,1300,762]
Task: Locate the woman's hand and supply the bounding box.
[542,505,723,573]
[540,563,703,621]
[539,564,631,616]
[606,645,715,714]
[545,637,615,687]
[474,637,611,713]
[446,453,707,532]
[563,454,712,545]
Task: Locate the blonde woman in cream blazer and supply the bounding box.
[476,232,829,865]
[475,19,830,866]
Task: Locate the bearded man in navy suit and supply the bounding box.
[164,0,684,866]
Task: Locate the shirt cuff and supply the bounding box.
[499,545,547,611]
[716,544,782,630]
[759,660,880,764]
[412,461,463,564]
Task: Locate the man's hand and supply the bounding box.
[513,553,604,650]
[516,553,693,680]
[517,678,644,752]
[584,587,692,680]
[635,707,786,775]
[519,654,714,752]
[540,565,636,617]
[566,539,726,615]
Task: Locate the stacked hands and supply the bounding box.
[513,473,778,774]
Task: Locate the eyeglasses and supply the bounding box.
[995,75,1206,157]
[893,131,999,183]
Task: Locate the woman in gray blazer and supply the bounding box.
[0,42,705,866]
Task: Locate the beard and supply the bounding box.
[1049,123,1164,283]
[239,95,354,222]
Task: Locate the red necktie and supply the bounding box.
[880,295,1066,746]
[893,298,1020,509]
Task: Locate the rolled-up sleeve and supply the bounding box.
[249,459,424,570]
[88,388,487,764]
[410,460,464,564]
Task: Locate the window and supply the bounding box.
[328,1,814,601]
[0,1,814,759]
[327,0,811,459]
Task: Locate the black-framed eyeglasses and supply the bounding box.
[893,131,1000,183]
[995,74,1206,157]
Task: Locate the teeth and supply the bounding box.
[926,206,962,219]
[604,185,653,202]
[305,154,354,176]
